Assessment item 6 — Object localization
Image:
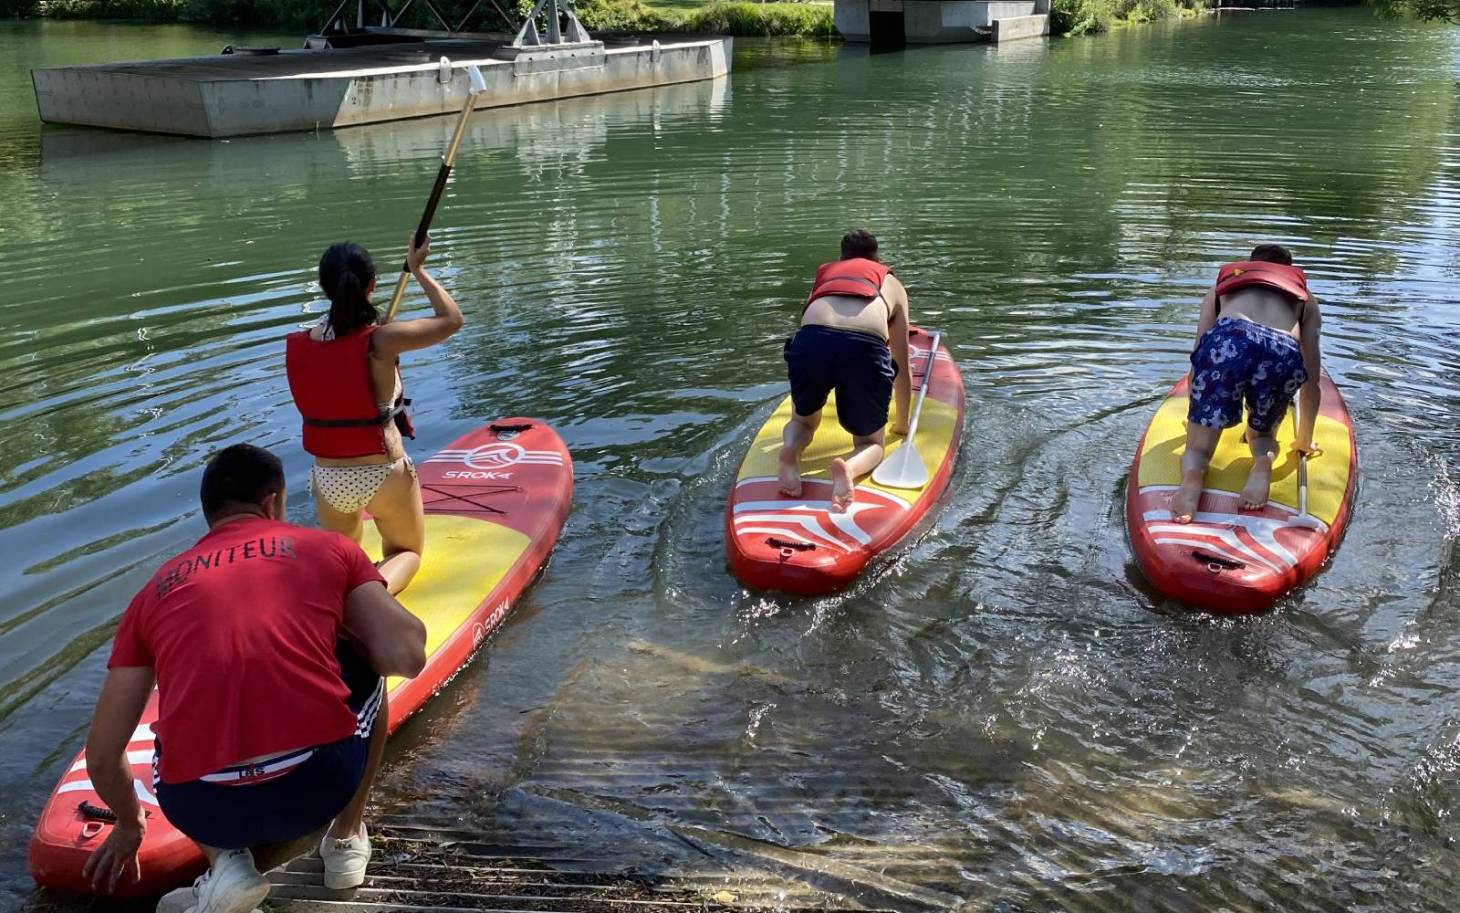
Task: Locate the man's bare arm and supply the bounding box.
[344,581,427,678]
[81,666,155,893]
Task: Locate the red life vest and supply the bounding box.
[1213,260,1310,304]
[284,325,414,459]
[805,258,892,309]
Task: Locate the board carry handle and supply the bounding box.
[767,536,816,553]
[77,801,118,822]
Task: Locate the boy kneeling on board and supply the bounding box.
[1170,244,1323,524]
[81,444,426,913]
[778,229,913,512]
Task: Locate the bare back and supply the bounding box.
[1218,287,1302,338]
[802,274,909,341]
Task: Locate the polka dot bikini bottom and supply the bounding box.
[310,457,417,515]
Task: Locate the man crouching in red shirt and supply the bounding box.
[80,444,427,913]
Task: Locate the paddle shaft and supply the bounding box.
[383,84,481,323]
[901,331,941,445]
[1292,399,1310,519]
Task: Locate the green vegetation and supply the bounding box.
[9,0,836,36]
[1050,0,1205,36]
[20,0,320,27]
[1369,0,1460,22]
[573,0,837,37]
[672,1,835,36]
[3,0,1202,40]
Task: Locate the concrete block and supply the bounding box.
[835,0,873,41]
[991,12,1049,41]
[902,0,1035,43]
[512,44,607,77]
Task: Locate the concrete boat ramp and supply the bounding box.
[32,32,731,138]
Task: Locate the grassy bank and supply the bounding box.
[578,0,837,36]
[1051,0,1207,35]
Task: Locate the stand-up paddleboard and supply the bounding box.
[1126,372,1355,614]
[30,419,572,897]
[727,329,964,595]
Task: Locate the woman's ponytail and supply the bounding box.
[318,242,379,337]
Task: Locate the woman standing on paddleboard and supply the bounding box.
[285,235,464,594]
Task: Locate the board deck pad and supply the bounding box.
[30,419,572,897]
[1126,372,1356,614]
[726,330,965,595]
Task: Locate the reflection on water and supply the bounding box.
[3,11,1460,911]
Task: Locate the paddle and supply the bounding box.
[1289,398,1322,530]
[872,330,941,490]
[384,61,489,323]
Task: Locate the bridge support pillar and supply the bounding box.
[834,0,1049,44]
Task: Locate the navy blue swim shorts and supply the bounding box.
[1188,316,1308,434]
[784,325,897,438]
[153,642,383,850]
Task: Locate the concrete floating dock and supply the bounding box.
[32,33,731,138]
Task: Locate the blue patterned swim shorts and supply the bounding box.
[1188,316,1307,434]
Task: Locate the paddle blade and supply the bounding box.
[872,439,927,489]
[467,64,487,94]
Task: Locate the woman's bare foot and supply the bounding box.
[829,457,856,512]
[1169,469,1204,524]
[777,446,803,498]
[1240,456,1273,510]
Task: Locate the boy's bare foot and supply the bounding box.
[1169,469,1204,524]
[829,457,856,513]
[1240,456,1273,510]
[777,446,802,498]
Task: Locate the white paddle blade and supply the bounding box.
[873,439,927,489]
[467,64,487,94]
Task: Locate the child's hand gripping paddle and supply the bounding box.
[873,331,941,490]
[384,61,488,323]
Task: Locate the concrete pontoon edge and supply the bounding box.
[32,35,732,138]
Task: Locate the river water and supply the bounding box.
[2,9,1459,910]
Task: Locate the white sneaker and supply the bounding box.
[178,848,269,913]
[157,890,261,913]
[320,822,371,889]
[155,884,195,913]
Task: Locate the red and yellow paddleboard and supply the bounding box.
[726,329,965,595]
[1126,372,1356,614]
[30,419,572,897]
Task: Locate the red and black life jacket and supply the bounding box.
[805,258,892,310]
[1213,260,1310,304]
[284,324,415,460]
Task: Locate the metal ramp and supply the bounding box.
[265,821,879,912]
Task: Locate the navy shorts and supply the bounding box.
[784,325,897,437]
[154,642,383,850]
[1188,316,1308,434]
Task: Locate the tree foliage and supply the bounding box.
[1369,0,1460,22]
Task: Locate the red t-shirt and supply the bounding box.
[109,516,384,784]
